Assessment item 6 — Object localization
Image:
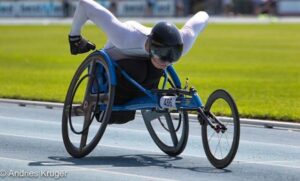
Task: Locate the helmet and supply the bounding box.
[149,22,183,63]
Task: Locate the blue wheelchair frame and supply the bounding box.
[97,50,204,112]
[62,49,239,169]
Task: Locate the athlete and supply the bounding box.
[68,0,209,123]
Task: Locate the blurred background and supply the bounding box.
[0,0,299,18]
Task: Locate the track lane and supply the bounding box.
[0,103,300,181]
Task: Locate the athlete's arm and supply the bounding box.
[70,0,138,49]
[180,11,209,56]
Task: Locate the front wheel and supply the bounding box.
[201,89,240,169]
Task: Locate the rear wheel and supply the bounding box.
[201,89,240,169]
[62,52,115,158]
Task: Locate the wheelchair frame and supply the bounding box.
[97,49,203,112]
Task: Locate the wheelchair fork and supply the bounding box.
[197,108,227,133]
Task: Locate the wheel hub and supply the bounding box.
[214,124,227,133]
[83,101,89,110]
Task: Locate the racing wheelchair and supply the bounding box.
[62,50,240,169]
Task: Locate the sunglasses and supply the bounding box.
[150,49,174,64]
[150,45,182,64]
[151,54,173,66]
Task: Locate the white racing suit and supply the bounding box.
[70,0,209,123]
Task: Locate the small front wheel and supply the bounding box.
[201,89,240,169]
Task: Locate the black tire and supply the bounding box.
[202,89,240,169]
[62,51,115,158]
[143,110,189,156]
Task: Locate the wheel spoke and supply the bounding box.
[214,134,223,158]
[208,129,216,143]
[96,111,105,122]
[224,132,231,152]
[70,104,84,116]
[79,106,93,150]
[213,133,220,156]
[214,132,223,158]
[219,133,224,158]
[165,114,178,146]
[83,60,97,101]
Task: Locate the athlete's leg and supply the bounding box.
[180,11,209,55]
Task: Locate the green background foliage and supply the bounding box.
[0,24,299,121]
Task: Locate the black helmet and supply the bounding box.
[149,22,183,63]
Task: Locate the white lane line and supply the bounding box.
[0,115,60,125]
[1,115,300,150]
[262,160,300,163]
[0,132,188,156]
[0,132,205,160]
[1,132,300,170]
[0,156,178,181]
[237,160,300,169]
